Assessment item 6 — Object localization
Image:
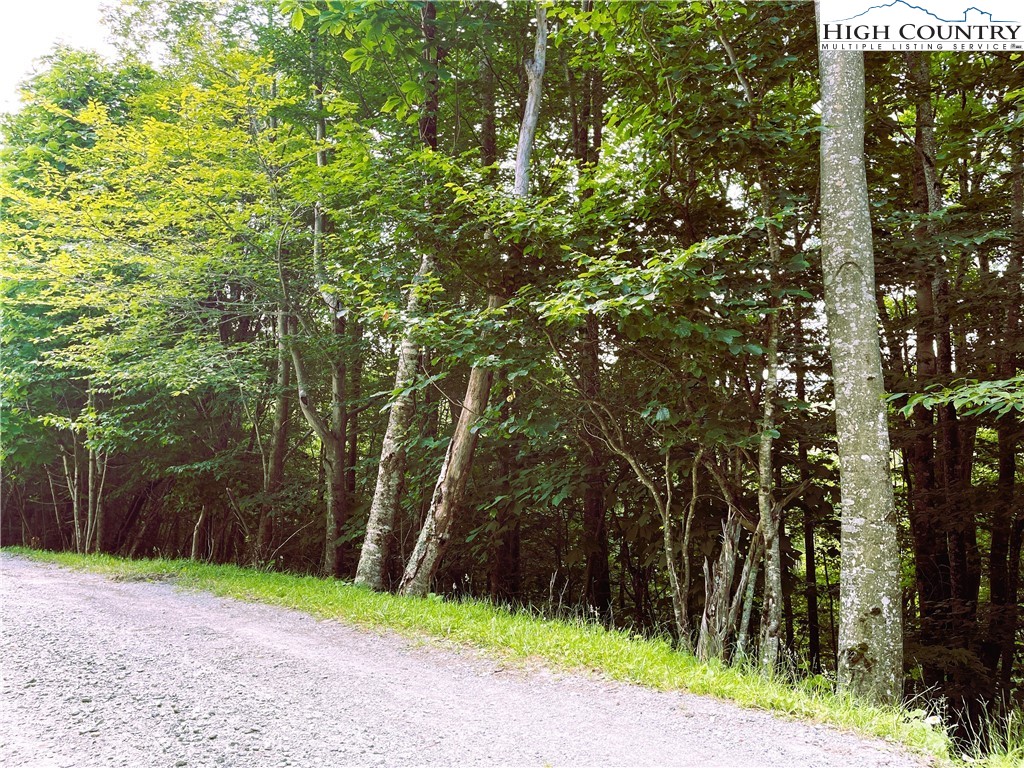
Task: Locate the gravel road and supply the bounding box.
[0,554,928,768]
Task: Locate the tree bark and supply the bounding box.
[817,28,903,704]
[355,258,434,589]
[290,337,347,577]
[325,316,348,577]
[696,511,742,661]
[758,219,783,672]
[905,52,949,648]
[580,314,611,619]
[347,320,362,500]
[190,506,206,562]
[60,440,82,554]
[489,408,522,604]
[489,505,521,602]
[731,522,764,661]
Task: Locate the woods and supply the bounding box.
[1,0,1021,729]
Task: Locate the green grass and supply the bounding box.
[963,710,1024,768]
[3,548,972,763]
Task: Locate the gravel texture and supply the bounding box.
[0,554,929,767]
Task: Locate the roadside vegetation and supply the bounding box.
[6,547,980,764]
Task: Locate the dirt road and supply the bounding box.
[0,555,926,767]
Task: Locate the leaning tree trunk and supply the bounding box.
[817,28,903,705]
[398,324,498,596]
[731,520,764,661]
[399,4,548,597]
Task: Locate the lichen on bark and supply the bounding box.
[817,19,903,705]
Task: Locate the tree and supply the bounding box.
[816,37,902,704]
[355,0,445,591]
[399,2,549,597]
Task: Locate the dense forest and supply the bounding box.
[1,0,1021,730]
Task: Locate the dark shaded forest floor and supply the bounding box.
[0,553,933,767]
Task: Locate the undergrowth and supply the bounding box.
[9,547,1012,766]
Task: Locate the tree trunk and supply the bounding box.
[489,371,522,604]
[908,52,962,648]
[737,558,761,661]
[758,219,783,671]
[580,315,611,618]
[255,308,292,564]
[985,134,1023,699]
[399,4,548,597]
[796,305,821,673]
[347,320,362,500]
[697,511,742,661]
[60,443,82,554]
[324,313,349,577]
[83,385,107,554]
[324,447,346,576]
[289,31,351,579]
[290,336,347,578]
[399,316,499,596]
[567,23,611,619]
[817,31,903,704]
[354,259,434,589]
[902,53,978,692]
[190,506,206,561]
[716,35,786,671]
[488,479,521,604]
[732,524,764,661]
[90,448,107,554]
[1001,517,1023,696]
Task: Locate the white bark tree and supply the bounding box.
[817,19,903,704]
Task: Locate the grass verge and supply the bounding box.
[4,547,965,763]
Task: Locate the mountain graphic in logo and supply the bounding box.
[836,1,1015,23]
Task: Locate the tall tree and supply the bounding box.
[567,8,612,619]
[399,2,548,597]
[289,27,350,577]
[354,0,443,591]
[816,31,902,704]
